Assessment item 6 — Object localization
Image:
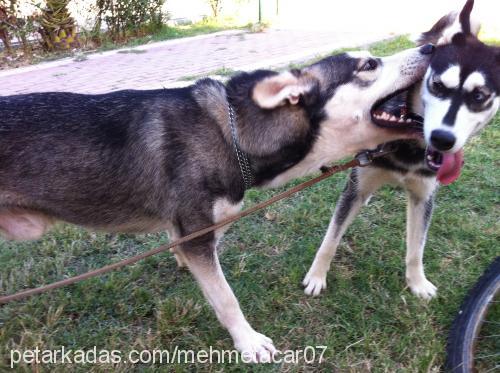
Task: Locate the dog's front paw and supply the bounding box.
[407,277,437,300]
[302,269,327,296]
[234,329,276,363]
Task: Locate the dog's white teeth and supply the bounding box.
[382,113,390,120]
[389,115,397,122]
[406,119,412,123]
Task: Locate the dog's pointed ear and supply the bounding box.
[441,0,480,44]
[252,71,315,109]
[416,0,480,46]
[458,0,474,35]
[416,12,457,45]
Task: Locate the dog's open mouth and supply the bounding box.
[370,86,423,132]
[425,146,464,185]
[371,85,465,185]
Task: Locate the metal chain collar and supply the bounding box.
[228,104,254,190]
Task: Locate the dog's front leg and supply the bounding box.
[303,167,385,296]
[180,246,276,362]
[405,178,438,299]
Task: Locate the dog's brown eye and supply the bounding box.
[360,59,378,71]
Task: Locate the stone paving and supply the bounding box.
[0,29,390,95]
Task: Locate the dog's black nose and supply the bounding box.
[420,44,435,55]
[430,129,456,151]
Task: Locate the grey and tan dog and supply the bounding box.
[0,44,433,361]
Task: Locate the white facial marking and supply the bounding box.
[463,71,486,92]
[423,76,500,153]
[440,65,461,89]
[422,81,452,143]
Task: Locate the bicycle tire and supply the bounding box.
[446,256,500,372]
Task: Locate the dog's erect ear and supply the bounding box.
[252,71,315,109]
[416,12,457,46]
[439,0,480,44]
[458,0,474,35]
[416,0,479,46]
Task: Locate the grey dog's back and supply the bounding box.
[0,84,240,231]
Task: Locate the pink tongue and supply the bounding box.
[437,149,464,185]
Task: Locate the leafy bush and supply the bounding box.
[0,0,36,56]
[92,0,166,42]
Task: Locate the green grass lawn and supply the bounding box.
[0,37,499,372]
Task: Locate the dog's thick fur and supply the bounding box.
[303,0,499,300]
[0,46,432,360]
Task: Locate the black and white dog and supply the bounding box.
[303,0,499,299]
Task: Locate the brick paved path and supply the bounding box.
[0,29,389,95]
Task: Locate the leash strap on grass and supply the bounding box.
[0,149,393,305]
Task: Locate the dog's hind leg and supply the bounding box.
[404,177,438,299]
[303,167,388,296]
